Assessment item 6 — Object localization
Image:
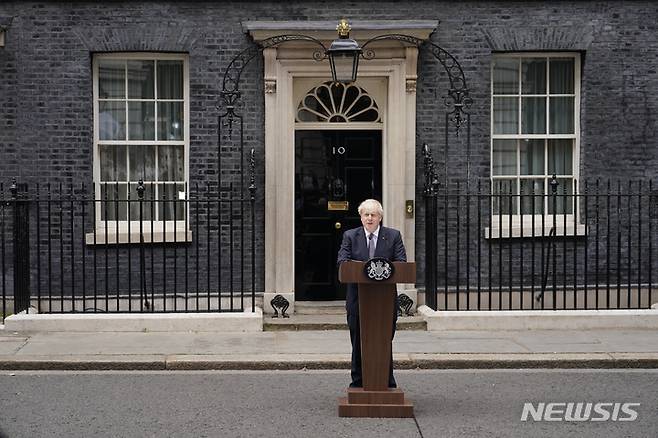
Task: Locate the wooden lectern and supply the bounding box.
[337,260,416,418]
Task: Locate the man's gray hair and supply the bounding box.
[358,199,383,217]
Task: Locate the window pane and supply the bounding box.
[520,139,545,175]
[98,60,125,99]
[492,179,517,215]
[548,178,573,214]
[158,145,184,181]
[297,109,319,122]
[521,97,546,134]
[550,58,574,94]
[493,97,518,134]
[100,183,128,221]
[493,58,518,94]
[548,139,573,175]
[99,101,126,140]
[157,61,183,99]
[549,96,574,134]
[350,109,379,122]
[157,183,186,221]
[520,179,545,214]
[96,56,188,223]
[521,58,546,94]
[99,145,127,182]
[492,140,516,176]
[128,101,155,140]
[157,102,184,140]
[127,60,154,99]
[129,145,156,181]
[128,182,153,221]
[490,55,579,220]
[316,86,332,112]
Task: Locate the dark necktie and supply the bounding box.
[368,233,375,259]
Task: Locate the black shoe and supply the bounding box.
[388,382,397,388]
[349,382,362,388]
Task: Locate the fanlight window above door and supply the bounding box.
[296,82,381,123]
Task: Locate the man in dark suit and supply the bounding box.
[336,199,407,388]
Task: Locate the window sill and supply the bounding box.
[85,230,192,245]
[484,224,586,239]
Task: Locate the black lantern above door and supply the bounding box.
[326,19,362,83]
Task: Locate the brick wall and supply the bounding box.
[0,1,656,297]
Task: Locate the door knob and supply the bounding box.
[335,222,342,229]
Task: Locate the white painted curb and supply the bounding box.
[4,308,263,332]
[417,305,658,330]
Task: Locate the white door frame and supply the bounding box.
[249,24,433,312]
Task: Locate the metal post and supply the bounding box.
[137,180,146,312]
[425,184,438,310]
[11,179,30,314]
[423,144,439,310]
[249,149,257,313]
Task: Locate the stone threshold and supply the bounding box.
[264,314,426,331]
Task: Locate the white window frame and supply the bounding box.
[88,52,190,244]
[489,52,584,238]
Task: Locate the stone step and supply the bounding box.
[294,301,347,315]
[263,314,426,331]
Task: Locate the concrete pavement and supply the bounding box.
[1,324,657,370]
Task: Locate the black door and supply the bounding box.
[294,130,382,301]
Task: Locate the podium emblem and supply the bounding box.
[364,257,395,281]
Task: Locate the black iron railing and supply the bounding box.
[2,175,657,322]
[423,177,657,310]
[1,178,258,323]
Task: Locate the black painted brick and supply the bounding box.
[0,1,656,296]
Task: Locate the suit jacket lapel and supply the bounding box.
[374,227,388,258]
[356,228,368,261]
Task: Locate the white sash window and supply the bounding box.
[90,53,189,243]
[490,53,582,237]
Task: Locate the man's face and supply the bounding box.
[360,209,382,234]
